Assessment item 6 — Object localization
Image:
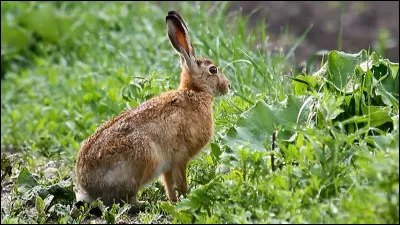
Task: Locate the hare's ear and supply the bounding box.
[166,11,196,66]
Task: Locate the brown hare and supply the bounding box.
[75,10,230,207]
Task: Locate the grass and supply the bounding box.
[1,1,399,224]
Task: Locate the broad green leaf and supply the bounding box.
[389,62,399,79]
[160,202,193,224]
[18,178,74,203]
[35,196,45,215]
[20,3,59,43]
[44,180,75,202]
[210,142,222,161]
[16,167,39,193]
[375,83,399,109]
[376,63,399,99]
[314,50,368,92]
[104,204,118,224]
[176,197,202,211]
[369,133,398,152]
[291,74,318,95]
[361,104,392,128]
[1,23,30,54]
[223,95,304,151]
[43,195,55,212]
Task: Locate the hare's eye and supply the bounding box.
[209,66,218,75]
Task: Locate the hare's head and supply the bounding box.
[166,11,230,96]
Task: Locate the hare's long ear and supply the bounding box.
[166,11,196,67]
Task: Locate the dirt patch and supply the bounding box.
[228,1,399,64]
[1,181,13,214]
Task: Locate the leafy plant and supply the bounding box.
[162,50,399,223]
[1,1,398,224]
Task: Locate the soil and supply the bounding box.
[227,1,399,65]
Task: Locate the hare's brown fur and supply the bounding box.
[76,89,213,205]
[75,11,230,206]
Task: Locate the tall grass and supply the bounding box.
[1,1,398,224]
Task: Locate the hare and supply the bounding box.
[75,10,230,207]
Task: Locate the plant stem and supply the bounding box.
[271,129,278,171]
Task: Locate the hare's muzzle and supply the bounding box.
[217,74,230,96]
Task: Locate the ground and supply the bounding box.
[228,1,399,64]
[1,1,398,223]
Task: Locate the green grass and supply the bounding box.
[1,1,399,224]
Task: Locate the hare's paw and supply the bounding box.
[129,198,148,211]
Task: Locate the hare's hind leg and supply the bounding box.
[126,186,149,210]
[129,194,146,208]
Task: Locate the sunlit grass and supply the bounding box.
[1,1,398,224]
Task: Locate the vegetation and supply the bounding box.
[1,1,398,224]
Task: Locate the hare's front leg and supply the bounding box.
[162,170,177,203]
[173,162,188,197]
[162,161,188,203]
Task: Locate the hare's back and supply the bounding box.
[78,89,213,161]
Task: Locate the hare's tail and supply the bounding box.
[76,189,94,203]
